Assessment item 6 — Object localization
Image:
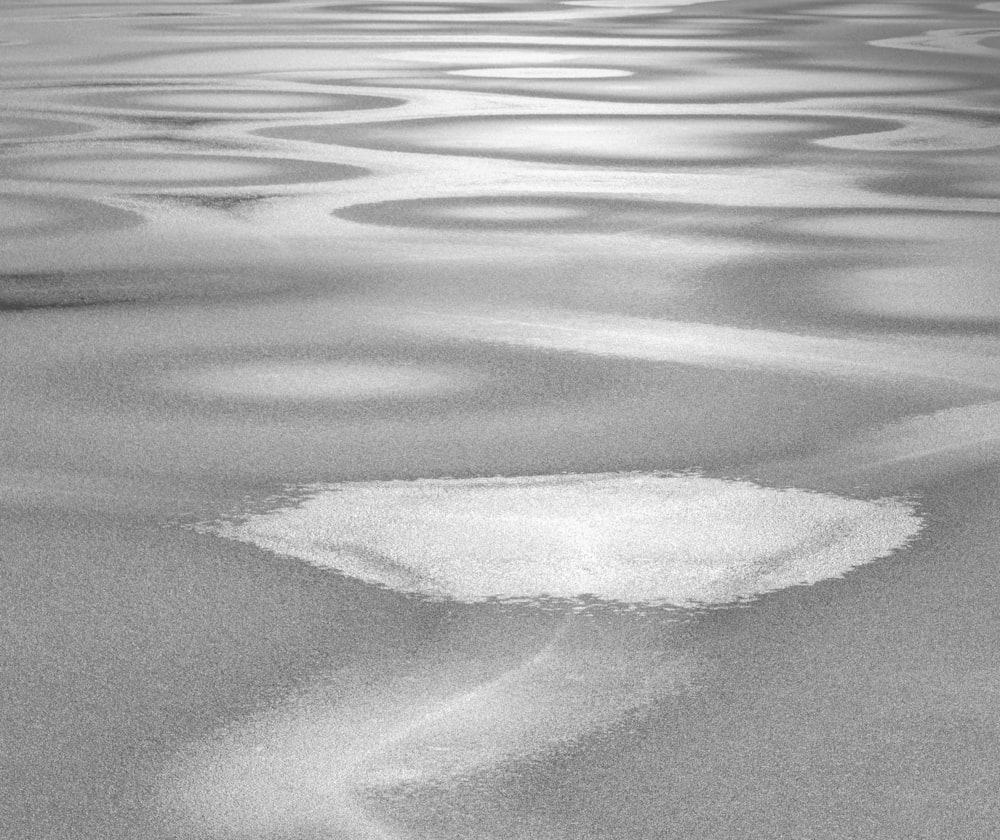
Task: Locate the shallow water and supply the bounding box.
[4,0,1000,838]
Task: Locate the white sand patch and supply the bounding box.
[205,473,920,607]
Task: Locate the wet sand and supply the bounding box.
[3,0,1000,838]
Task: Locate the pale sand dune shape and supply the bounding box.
[386,307,1000,388]
[162,635,694,839]
[204,474,921,606]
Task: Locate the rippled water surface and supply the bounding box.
[4,0,1000,838]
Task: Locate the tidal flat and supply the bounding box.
[3,0,1000,838]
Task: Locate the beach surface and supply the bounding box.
[3,0,1000,837]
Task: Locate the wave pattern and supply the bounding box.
[3,0,1000,838]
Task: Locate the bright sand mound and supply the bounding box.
[205,473,921,607]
